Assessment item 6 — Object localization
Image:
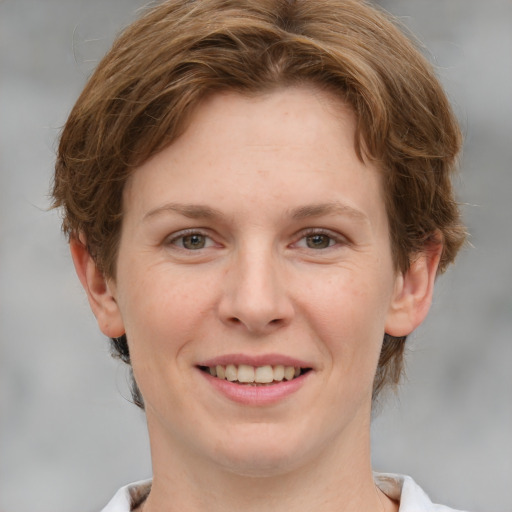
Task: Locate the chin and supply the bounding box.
[204,423,324,478]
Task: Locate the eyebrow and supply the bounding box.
[290,202,368,223]
[143,201,368,223]
[143,202,224,221]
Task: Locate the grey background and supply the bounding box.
[0,1,511,511]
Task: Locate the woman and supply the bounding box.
[52,0,467,510]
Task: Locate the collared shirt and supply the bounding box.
[101,473,469,511]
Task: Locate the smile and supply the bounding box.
[198,364,310,385]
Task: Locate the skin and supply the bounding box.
[72,86,441,512]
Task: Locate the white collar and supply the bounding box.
[374,473,468,511]
[101,474,468,511]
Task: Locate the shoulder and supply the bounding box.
[374,473,470,512]
[100,480,152,512]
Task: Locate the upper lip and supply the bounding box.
[198,353,313,368]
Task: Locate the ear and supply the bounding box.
[385,238,443,337]
[70,237,125,338]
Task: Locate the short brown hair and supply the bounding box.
[53,0,466,406]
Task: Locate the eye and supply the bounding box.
[167,231,215,250]
[304,233,335,249]
[293,229,345,250]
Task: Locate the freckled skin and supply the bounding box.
[77,86,436,511]
[113,85,397,468]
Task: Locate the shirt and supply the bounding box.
[100,473,469,511]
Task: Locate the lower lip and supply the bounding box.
[199,370,310,406]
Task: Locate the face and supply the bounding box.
[89,87,422,476]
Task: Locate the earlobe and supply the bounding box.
[385,239,443,337]
[70,238,125,338]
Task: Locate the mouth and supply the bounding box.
[198,364,312,385]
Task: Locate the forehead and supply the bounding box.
[179,86,358,164]
[122,86,386,226]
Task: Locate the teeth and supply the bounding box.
[237,364,255,383]
[284,366,295,381]
[254,365,274,383]
[273,365,284,381]
[216,365,226,379]
[225,364,237,382]
[206,364,304,384]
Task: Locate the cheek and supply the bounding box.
[300,267,393,360]
[117,265,219,358]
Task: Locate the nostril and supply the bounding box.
[223,315,287,334]
[227,316,283,329]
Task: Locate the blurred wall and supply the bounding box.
[0,1,510,511]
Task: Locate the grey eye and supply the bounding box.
[181,234,206,249]
[305,234,332,249]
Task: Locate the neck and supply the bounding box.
[142,411,396,512]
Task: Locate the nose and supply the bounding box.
[218,244,294,335]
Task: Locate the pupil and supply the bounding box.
[307,234,330,249]
[183,234,205,249]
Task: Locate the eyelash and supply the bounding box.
[164,228,348,252]
[293,228,347,250]
[165,229,216,250]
